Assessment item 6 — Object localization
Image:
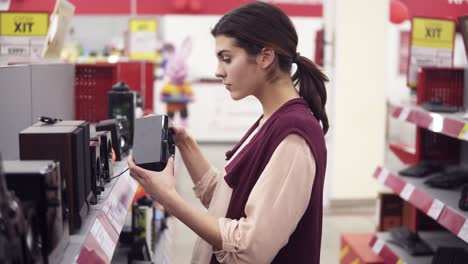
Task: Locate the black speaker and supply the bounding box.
[3,160,68,264]
[93,131,113,182]
[116,116,131,156]
[89,140,104,204]
[19,123,88,234]
[0,154,32,264]
[96,119,123,161]
[108,81,136,146]
[39,121,93,205]
[133,115,175,171]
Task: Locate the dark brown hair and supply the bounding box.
[211,2,329,134]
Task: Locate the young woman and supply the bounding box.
[128,2,328,263]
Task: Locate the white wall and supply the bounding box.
[159,15,322,80]
[329,0,388,200]
[157,15,324,141]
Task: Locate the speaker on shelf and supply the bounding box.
[19,121,89,234]
[0,154,32,264]
[38,120,93,205]
[3,160,68,264]
[93,131,113,182]
[96,119,124,161]
[108,81,136,146]
[89,139,104,204]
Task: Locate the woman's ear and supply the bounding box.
[257,47,276,69]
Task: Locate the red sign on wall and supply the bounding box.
[400,0,468,19]
[137,0,322,17]
[9,0,131,14]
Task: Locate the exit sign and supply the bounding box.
[0,12,48,36]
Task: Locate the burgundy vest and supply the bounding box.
[210,98,327,264]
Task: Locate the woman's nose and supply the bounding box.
[215,64,225,78]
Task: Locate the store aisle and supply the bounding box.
[167,143,375,264]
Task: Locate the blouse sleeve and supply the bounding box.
[192,166,222,209]
[213,134,317,263]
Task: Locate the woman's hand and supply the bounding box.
[172,126,191,147]
[128,156,176,203]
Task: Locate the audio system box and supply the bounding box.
[19,124,88,234]
[3,160,68,264]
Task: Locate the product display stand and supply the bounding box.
[55,160,138,263]
[370,102,468,263]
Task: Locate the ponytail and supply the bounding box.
[292,55,329,134]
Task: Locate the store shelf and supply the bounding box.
[390,104,468,141]
[57,160,138,263]
[374,165,468,243]
[369,231,468,264]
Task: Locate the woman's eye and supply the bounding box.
[222,58,231,63]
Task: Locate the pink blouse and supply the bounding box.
[190,131,316,263]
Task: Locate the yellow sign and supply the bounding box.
[130,19,157,33]
[411,17,455,49]
[0,12,49,36]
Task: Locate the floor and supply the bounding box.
[158,143,376,264]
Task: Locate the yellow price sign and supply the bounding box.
[130,19,157,33]
[0,12,49,36]
[411,17,455,49]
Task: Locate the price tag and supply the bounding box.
[459,124,468,141]
[89,219,116,259]
[398,108,411,121]
[371,238,385,254]
[427,199,444,220]
[377,168,390,185]
[458,219,468,243]
[400,183,415,201]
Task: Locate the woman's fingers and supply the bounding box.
[127,155,151,181]
[163,156,175,173]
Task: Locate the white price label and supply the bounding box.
[377,168,390,185]
[398,108,411,121]
[371,238,385,254]
[427,199,444,220]
[458,219,468,243]
[400,184,415,201]
[89,219,116,259]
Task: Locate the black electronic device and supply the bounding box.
[116,116,131,156]
[133,115,175,171]
[0,154,32,264]
[93,131,113,182]
[421,97,460,113]
[425,167,468,189]
[46,120,93,205]
[108,81,136,146]
[431,247,468,264]
[96,119,124,161]
[19,122,89,234]
[399,160,446,178]
[3,160,68,264]
[389,227,433,256]
[89,140,104,204]
[460,184,468,211]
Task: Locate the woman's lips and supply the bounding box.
[225,84,232,91]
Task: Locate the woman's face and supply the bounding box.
[214,35,262,100]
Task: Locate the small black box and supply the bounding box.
[133,115,175,171]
